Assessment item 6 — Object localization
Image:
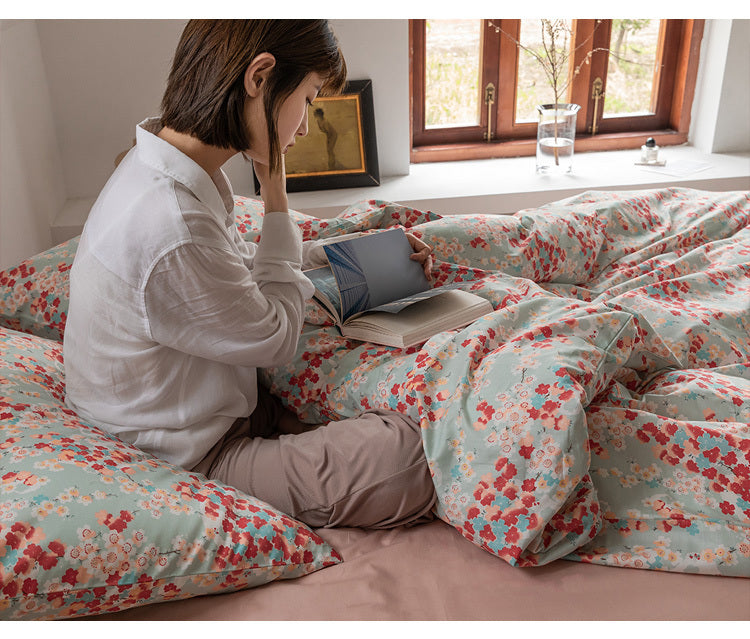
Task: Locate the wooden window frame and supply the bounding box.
[410,19,704,163]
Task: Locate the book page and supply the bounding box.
[323,229,429,322]
[367,279,470,314]
[304,266,342,319]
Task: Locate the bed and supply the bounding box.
[1,187,748,620]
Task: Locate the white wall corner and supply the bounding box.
[711,19,750,153]
[689,19,749,154]
[0,19,67,269]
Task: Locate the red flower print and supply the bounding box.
[535,383,550,395]
[244,539,259,559]
[21,578,38,595]
[503,486,518,501]
[14,556,31,575]
[704,447,721,463]
[505,527,520,544]
[62,568,79,586]
[479,524,496,542]
[519,445,534,459]
[257,537,273,554]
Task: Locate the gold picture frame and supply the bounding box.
[255,79,380,193]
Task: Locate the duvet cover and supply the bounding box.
[243,188,750,577]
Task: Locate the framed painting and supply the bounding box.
[254,79,380,193]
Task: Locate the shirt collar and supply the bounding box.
[135,117,235,218]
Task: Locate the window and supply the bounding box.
[410,19,704,162]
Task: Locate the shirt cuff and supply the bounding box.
[302,239,327,269]
[255,211,303,265]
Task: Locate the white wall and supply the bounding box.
[691,19,750,153]
[0,20,66,269]
[711,19,750,153]
[35,19,184,201]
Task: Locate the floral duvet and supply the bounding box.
[252,188,750,577]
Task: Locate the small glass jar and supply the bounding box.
[641,137,659,164]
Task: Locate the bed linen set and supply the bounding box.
[244,187,750,577]
[0,186,748,619]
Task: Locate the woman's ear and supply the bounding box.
[244,52,276,98]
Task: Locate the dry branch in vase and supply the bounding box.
[489,19,607,166]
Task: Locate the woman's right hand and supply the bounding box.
[254,156,289,214]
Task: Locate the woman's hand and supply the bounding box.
[254,156,289,213]
[406,233,433,280]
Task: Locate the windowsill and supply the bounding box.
[410,128,689,163]
[286,145,750,218]
[51,145,750,244]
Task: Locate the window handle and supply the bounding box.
[483,83,496,142]
[590,77,604,135]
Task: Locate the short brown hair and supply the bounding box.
[160,20,347,172]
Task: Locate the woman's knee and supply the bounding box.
[296,410,436,528]
[355,410,426,470]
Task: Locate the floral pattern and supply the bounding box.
[0,328,341,620]
[251,188,749,577]
[0,237,77,342]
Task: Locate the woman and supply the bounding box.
[63,20,436,529]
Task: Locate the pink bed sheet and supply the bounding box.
[94,520,749,621]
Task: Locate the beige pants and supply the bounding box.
[192,386,436,529]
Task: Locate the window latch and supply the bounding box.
[483,83,496,142]
[590,77,604,135]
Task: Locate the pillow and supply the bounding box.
[0,237,78,342]
[0,327,341,620]
[233,196,441,244]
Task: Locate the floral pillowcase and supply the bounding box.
[0,237,78,343]
[0,326,341,619]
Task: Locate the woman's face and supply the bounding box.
[244,72,324,165]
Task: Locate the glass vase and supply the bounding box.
[535,103,581,174]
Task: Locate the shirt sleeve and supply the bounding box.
[236,232,324,270]
[144,211,314,368]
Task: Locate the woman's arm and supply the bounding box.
[144,239,313,369]
[253,156,288,214]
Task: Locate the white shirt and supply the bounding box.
[63,117,321,470]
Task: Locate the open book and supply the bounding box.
[305,228,493,348]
